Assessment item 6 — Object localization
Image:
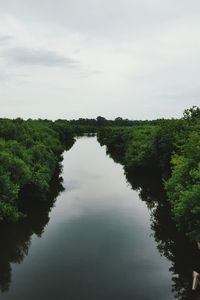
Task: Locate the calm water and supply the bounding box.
[0,137,194,300]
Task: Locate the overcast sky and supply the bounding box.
[0,0,200,120]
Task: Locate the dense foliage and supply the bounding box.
[97,107,200,240]
[0,110,199,297]
[1,108,199,239]
[166,108,200,239]
[0,118,74,222]
[98,125,159,170]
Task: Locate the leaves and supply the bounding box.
[0,119,74,222]
[98,106,200,240]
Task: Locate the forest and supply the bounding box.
[0,118,74,222]
[0,107,199,241]
[97,107,200,241]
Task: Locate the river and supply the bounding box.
[0,136,194,300]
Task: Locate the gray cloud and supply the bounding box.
[0,35,13,44]
[4,47,79,67]
[0,0,199,40]
[0,0,199,119]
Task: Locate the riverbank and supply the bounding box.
[97,107,200,240]
[0,118,75,222]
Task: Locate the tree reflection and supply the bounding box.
[107,148,200,300]
[0,164,64,293]
[1,142,199,299]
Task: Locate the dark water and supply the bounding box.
[0,137,197,300]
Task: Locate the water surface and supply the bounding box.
[0,137,183,299]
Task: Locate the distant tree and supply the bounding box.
[96,116,107,126]
[183,106,200,123]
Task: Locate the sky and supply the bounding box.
[0,0,200,120]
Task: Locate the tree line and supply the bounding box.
[0,118,74,222]
[97,107,200,241]
[0,107,199,241]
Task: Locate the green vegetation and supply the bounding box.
[0,108,199,240]
[98,125,159,169]
[166,108,200,239]
[97,107,200,240]
[0,118,74,222]
[0,110,199,297]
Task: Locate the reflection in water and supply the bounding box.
[0,137,199,300]
[0,164,64,293]
[106,147,200,300]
